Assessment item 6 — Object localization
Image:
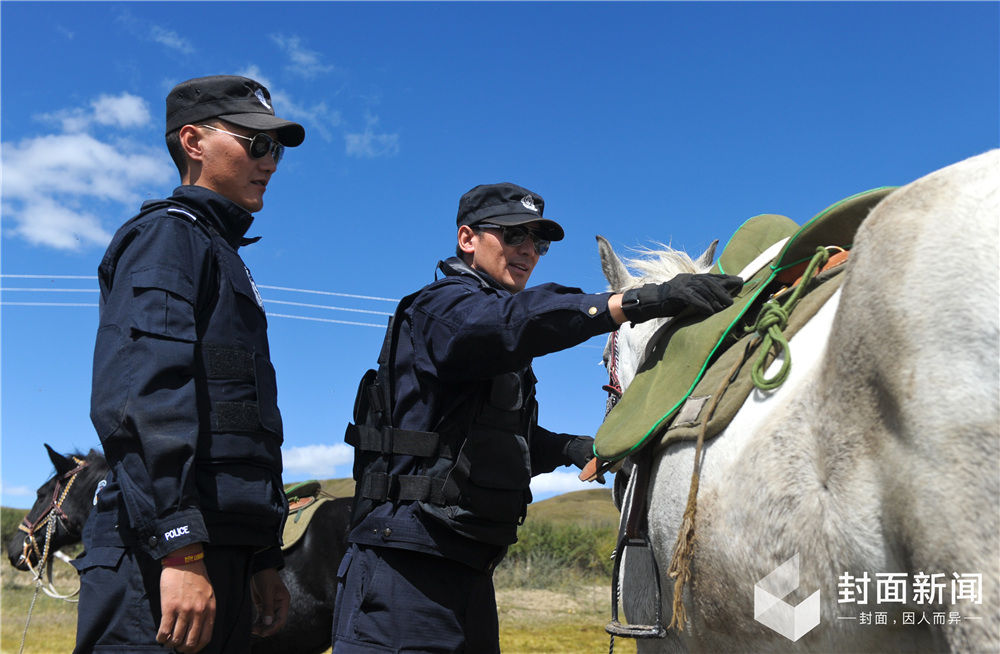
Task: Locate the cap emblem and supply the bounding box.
[520,195,538,212]
[254,88,272,111]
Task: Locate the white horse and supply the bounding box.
[598,149,999,654]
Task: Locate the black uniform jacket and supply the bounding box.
[348,257,617,569]
[84,185,286,571]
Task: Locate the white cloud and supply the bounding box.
[92,94,152,128]
[9,196,111,250]
[237,66,342,142]
[149,25,194,55]
[2,483,34,498]
[282,443,354,478]
[2,94,174,251]
[114,9,194,55]
[345,115,399,158]
[271,34,334,78]
[275,94,343,142]
[238,65,272,90]
[38,92,152,134]
[530,470,597,495]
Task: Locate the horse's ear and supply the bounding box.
[597,235,635,292]
[693,239,719,270]
[45,443,76,475]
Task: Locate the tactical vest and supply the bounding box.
[345,281,536,546]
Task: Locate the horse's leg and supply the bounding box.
[824,149,1000,653]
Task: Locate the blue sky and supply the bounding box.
[1,1,997,509]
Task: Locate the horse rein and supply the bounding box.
[17,456,88,587]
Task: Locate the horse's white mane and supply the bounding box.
[598,234,719,294]
[622,242,707,285]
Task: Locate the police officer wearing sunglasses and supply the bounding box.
[74,76,304,654]
[334,182,742,653]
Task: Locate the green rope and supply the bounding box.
[747,247,830,390]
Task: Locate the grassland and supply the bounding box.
[2,488,635,654]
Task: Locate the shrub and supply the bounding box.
[497,521,618,589]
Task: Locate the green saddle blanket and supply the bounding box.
[282,480,330,551]
[594,186,895,462]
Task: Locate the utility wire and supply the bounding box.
[1,302,98,307]
[0,275,599,340]
[0,301,388,328]
[1,288,97,293]
[0,274,96,280]
[0,275,400,303]
[257,284,397,303]
[264,299,392,316]
[265,313,386,328]
[0,275,399,325]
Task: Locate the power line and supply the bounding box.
[0,275,401,303]
[1,302,98,307]
[0,301,388,328]
[0,275,602,341]
[0,295,391,316]
[264,299,392,316]
[257,284,398,303]
[255,313,386,328]
[0,274,96,280]
[1,287,98,293]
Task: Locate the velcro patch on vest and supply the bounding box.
[202,345,254,382]
[211,401,263,433]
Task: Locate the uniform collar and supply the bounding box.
[165,185,261,248]
[436,257,509,293]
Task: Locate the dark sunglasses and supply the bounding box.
[198,124,285,164]
[477,223,550,256]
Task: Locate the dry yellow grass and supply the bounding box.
[498,585,636,654]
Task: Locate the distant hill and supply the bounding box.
[300,479,621,529]
[527,489,620,528]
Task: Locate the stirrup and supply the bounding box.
[606,533,667,639]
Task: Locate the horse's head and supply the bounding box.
[6,444,107,571]
[596,235,717,508]
[597,235,717,397]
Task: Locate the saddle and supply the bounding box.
[282,480,331,551]
[593,186,896,463]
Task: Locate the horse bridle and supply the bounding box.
[603,330,624,417]
[17,456,89,575]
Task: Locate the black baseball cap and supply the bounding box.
[165,75,305,147]
[456,182,564,241]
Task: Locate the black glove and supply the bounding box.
[564,436,595,470]
[620,273,743,323]
[564,436,605,484]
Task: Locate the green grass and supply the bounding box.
[2,558,79,653]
